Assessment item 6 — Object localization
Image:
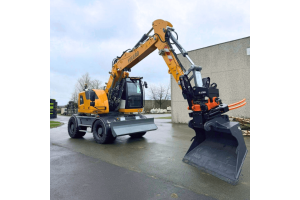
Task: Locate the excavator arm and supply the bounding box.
[105,19,208,113]
[104,20,187,110]
[103,19,248,185]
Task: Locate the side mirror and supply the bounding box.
[144,81,148,88]
[90,91,96,101]
[90,102,95,107]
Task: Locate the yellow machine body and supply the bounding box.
[77,89,109,114]
[119,108,143,113]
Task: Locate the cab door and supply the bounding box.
[78,94,85,111]
[125,79,143,109]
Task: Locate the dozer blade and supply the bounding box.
[111,118,157,137]
[183,115,248,185]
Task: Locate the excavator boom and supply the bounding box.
[105,20,185,97]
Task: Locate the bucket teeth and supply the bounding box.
[183,115,248,185]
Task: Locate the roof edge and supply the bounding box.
[177,36,250,55]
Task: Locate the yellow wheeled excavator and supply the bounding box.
[68,19,248,185]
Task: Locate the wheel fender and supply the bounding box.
[70,114,79,128]
[91,119,98,133]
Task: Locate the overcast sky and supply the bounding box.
[50,0,250,105]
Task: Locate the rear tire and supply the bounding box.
[68,117,87,138]
[130,132,146,138]
[93,119,115,144]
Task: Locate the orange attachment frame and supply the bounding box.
[205,97,220,110]
[187,97,220,112]
[192,104,201,111]
[188,100,201,111]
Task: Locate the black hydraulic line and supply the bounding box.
[112,49,132,67]
[119,49,132,58]
[153,33,166,43]
[153,31,177,43]
[108,74,116,99]
[146,27,153,36]
[133,34,149,49]
[117,78,126,99]
[112,58,118,67]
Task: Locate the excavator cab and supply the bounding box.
[107,77,157,137]
[119,77,144,112]
[122,77,143,109]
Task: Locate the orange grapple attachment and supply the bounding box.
[187,97,220,112]
[205,97,220,110]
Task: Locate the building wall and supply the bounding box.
[171,37,250,123]
[144,100,171,112]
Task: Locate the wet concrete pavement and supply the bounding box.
[51,114,250,200]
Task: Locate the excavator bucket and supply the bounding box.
[111,118,157,137]
[183,115,248,185]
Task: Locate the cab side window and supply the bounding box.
[80,96,84,105]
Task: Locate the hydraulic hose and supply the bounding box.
[229,102,247,110]
[228,98,246,107]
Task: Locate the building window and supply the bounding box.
[247,48,250,55]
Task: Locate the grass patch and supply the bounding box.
[155,116,172,119]
[50,121,62,129]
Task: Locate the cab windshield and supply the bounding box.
[126,80,142,108]
[127,82,142,96]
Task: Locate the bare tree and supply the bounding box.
[70,72,103,103]
[90,79,102,89]
[70,89,78,103]
[148,83,171,109]
[76,73,92,92]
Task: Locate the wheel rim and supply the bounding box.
[97,127,103,137]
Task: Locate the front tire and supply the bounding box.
[93,119,115,144]
[68,117,86,138]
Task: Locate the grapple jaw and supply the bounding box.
[183,115,248,185]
